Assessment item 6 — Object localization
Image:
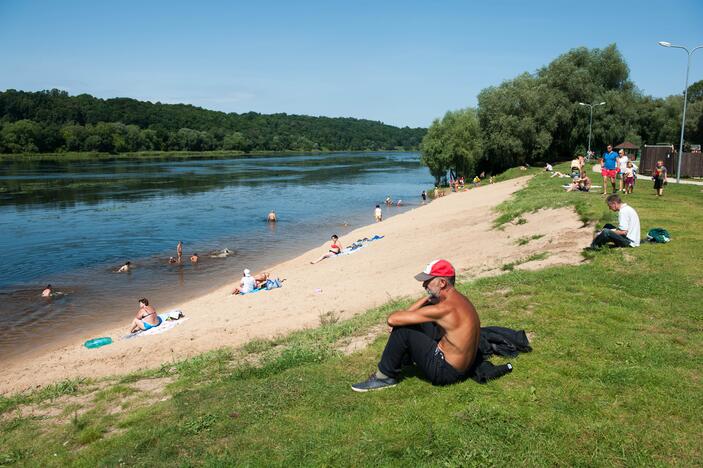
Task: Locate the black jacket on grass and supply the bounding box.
[468,326,532,384]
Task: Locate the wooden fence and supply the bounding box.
[640,146,703,177]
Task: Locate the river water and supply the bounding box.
[0,151,432,362]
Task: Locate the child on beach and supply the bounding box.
[374,205,382,222]
[624,161,635,194]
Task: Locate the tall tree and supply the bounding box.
[420,108,482,185]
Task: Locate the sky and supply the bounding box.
[1,0,702,128]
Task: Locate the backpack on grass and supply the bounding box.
[646,228,671,243]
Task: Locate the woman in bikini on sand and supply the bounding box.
[129,298,162,333]
[310,234,343,264]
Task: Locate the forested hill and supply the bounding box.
[0,89,426,154]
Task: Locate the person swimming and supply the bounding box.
[117,261,131,273]
[190,253,199,264]
[41,284,53,297]
[267,210,277,222]
[209,248,233,258]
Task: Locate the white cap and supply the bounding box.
[243,269,251,277]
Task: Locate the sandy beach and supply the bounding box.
[0,176,593,395]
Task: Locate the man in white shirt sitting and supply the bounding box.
[588,194,640,249]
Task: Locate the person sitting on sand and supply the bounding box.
[190,253,199,264]
[267,210,277,222]
[41,284,53,297]
[231,269,270,295]
[351,259,480,392]
[117,261,131,273]
[129,298,161,333]
[310,234,343,264]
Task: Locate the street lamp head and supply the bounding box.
[578,102,587,106]
[599,101,606,105]
[658,41,672,47]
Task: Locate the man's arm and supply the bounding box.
[387,299,447,327]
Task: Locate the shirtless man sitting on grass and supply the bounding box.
[351,259,480,392]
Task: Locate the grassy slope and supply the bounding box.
[1,163,701,466]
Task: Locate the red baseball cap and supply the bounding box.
[414,259,456,281]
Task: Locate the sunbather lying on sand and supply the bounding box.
[231,269,270,295]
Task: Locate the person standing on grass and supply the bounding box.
[617,150,630,193]
[652,160,667,197]
[588,194,640,249]
[601,145,619,195]
[351,259,480,392]
[624,161,635,194]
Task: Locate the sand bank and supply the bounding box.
[0,176,592,395]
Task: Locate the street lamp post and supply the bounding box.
[578,101,606,158]
[658,41,703,183]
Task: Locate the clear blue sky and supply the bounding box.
[1,0,701,128]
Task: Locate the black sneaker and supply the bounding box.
[351,374,398,392]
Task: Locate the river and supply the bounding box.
[0,151,432,361]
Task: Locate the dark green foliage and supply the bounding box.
[420,108,482,184]
[475,45,703,173]
[0,89,426,154]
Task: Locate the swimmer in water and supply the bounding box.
[177,240,183,263]
[169,256,177,264]
[41,284,53,297]
[190,253,199,264]
[267,210,277,222]
[117,261,131,273]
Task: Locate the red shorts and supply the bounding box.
[601,168,618,178]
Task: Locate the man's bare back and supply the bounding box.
[432,289,480,372]
[387,283,480,372]
[352,259,481,392]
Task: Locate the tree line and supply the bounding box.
[0,90,426,154]
[421,44,703,183]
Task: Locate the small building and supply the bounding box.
[615,141,640,160]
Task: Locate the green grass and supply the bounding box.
[501,251,549,271]
[1,166,701,465]
[515,234,545,246]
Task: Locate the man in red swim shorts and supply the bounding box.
[601,144,619,195]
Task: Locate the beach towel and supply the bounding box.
[338,235,384,256]
[240,278,283,295]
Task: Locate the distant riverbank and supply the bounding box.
[0,148,418,162]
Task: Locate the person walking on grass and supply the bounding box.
[588,194,640,250]
[351,259,480,392]
[652,160,667,197]
[601,144,619,195]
